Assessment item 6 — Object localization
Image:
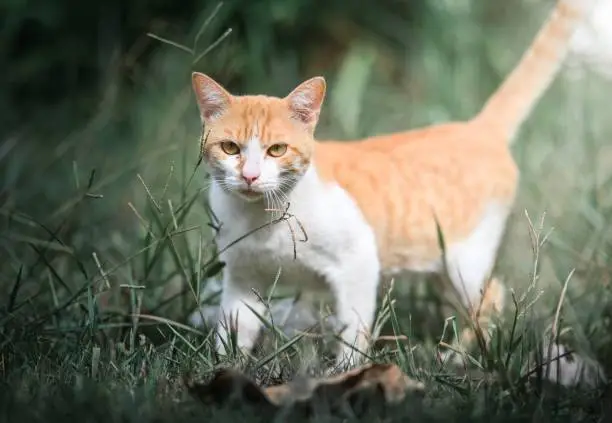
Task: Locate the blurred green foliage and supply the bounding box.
[1,0,432,134]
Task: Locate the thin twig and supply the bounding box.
[92,252,111,290]
[192,28,233,65]
[137,174,162,212]
[264,203,308,259]
[546,268,575,381]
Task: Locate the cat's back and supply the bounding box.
[313,120,519,268]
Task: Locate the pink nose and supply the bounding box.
[243,174,259,185]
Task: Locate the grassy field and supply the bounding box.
[2,1,612,421]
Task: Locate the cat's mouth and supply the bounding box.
[236,188,264,201]
[240,189,260,197]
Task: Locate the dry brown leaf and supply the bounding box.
[184,363,424,416]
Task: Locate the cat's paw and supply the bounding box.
[534,342,606,388]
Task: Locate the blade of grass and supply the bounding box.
[146,33,193,54]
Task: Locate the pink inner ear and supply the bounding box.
[288,91,320,124]
[202,103,221,120]
[199,89,228,120]
[286,78,325,126]
[291,104,317,124]
[193,74,230,121]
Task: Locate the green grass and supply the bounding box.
[2,1,612,421]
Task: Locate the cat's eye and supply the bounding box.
[220,141,240,155]
[267,143,288,158]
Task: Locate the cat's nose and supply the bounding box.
[242,173,259,185]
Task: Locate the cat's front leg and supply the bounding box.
[215,271,267,359]
[327,248,381,370]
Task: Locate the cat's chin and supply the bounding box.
[233,189,264,203]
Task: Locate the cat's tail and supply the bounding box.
[474,0,597,142]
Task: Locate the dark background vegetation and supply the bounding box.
[2,0,427,129]
[2,0,612,421]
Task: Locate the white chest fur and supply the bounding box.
[208,165,381,368]
[209,166,376,294]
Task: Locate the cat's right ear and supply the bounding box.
[192,72,232,123]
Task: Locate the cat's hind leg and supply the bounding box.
[442,203,510,356]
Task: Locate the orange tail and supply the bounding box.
[475,0,596,142]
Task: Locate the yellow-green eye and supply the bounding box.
[267,143,287,158]
[220,141,240,155]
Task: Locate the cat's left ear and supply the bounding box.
[192,72,232,123]
[285,76,326,130]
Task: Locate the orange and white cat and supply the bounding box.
[190,0,596,369]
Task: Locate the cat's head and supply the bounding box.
[191,72,326,203]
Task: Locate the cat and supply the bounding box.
[190,0,596,370]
